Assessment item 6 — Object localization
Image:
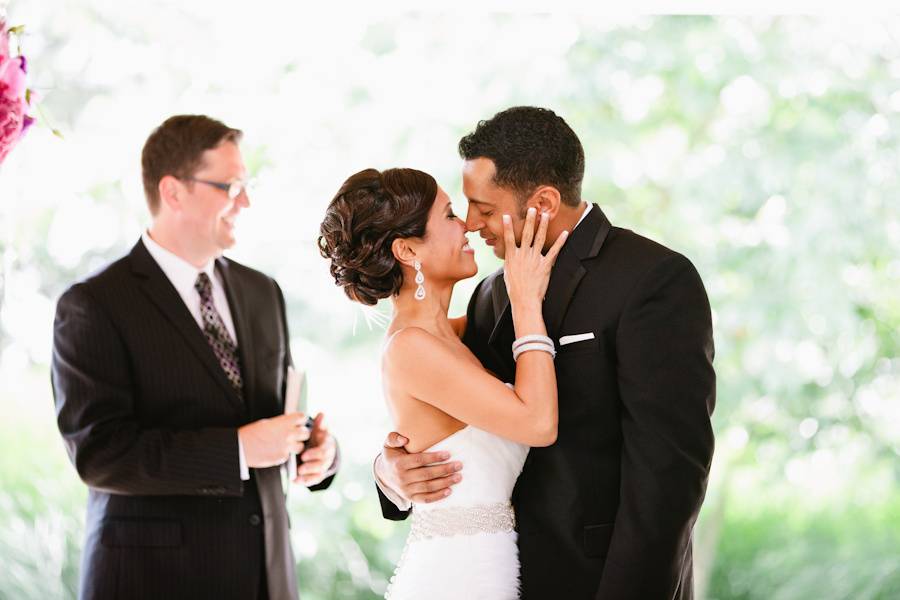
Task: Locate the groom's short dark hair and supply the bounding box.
[458,106,584,207]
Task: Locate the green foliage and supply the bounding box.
[708,501,900,600]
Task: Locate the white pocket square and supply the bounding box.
[559,332,595,346]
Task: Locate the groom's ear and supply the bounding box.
[528,186,562,219]
[391,238,417,267]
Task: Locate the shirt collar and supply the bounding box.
[573,202,593,230]
[141,230,216,290]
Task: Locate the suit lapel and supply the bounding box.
[216,258,256,417]
[129,240,244,412]
[488,204,612,353]
[542,204,611,337]
[488,274,512,347]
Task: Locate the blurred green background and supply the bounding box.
[1,5,899,599]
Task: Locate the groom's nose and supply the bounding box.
[464,210,482,233]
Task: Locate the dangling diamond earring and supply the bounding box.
[414,260,426,301]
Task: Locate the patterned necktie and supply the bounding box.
[194,272,244,399]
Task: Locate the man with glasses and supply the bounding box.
[51,114,338,600]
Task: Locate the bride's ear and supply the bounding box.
[391,238,418,267]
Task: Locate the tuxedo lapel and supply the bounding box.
[488,205,613,352]
[216,258,256,417]
[542,205,611,338]
[129,241,244,412]
[488,273,512,347]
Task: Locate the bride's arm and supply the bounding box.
[386,324,555,446]
[386,210,568,447]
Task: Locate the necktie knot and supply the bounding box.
[194,272,213,301]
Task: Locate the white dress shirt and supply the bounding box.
[375,202,594,510]
[141,231,250,480]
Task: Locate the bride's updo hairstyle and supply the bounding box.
[318,168,438,306]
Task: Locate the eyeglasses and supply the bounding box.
[184,177,254,200]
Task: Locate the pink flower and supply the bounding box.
[0,92,25,165]
[0,21,34,166]
[0,56,27,101]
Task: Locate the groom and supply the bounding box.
[375,106,716,598]
[52,114,338,600]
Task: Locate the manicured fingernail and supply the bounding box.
[542,211,548,219]
[527,207,536,215]
[444,489,452,496]
[452,474,462,483]
[563,230,569,236]
[452,462,462,471]
[502,214,511,223]
[439,452,451,460]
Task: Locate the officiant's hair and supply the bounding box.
[141,114,243,215]
[458,106,584,208]
[318,168,438,306]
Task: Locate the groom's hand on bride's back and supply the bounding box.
[376,432,463,504]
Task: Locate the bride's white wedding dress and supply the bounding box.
[385,425,529,600]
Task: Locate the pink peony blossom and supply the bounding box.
[0,56,27,100]
[0,92,25,165]
[0,20,33,167]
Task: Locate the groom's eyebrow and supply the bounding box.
[467,198,493,207]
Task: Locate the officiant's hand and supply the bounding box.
[239,413,310,468]
[294,412,337,486]
[376,432,463,504]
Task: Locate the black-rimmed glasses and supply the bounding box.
[184,177,254,200]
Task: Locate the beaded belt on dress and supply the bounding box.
[408,501,516,541]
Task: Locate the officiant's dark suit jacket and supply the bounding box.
[52,239,335,600]
[379,205,715,599]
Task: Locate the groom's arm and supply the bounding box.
[375,450,412,521]
[597,253,716,599]
[374,435,462,520]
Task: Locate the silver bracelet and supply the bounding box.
[513,342,557,362]
[512,334,554,352]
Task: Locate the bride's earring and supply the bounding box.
[414,260,426,301]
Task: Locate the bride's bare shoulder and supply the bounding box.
[384,326,436,352]
[383,327,449,368]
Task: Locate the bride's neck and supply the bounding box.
[390,279,455,338]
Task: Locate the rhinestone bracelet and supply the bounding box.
[513,341,556,362]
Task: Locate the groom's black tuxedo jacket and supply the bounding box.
[379,206,715,599]
[52,240,335,600]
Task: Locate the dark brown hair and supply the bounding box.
[141,114,243,214]
[318,168,438,305]
[458,106,584,207]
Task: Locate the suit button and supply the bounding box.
[249,514,261,526]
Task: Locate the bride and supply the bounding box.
[318,167,567,599]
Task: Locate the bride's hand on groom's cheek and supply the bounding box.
[294,412,337,486]
[377,432,463,504]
